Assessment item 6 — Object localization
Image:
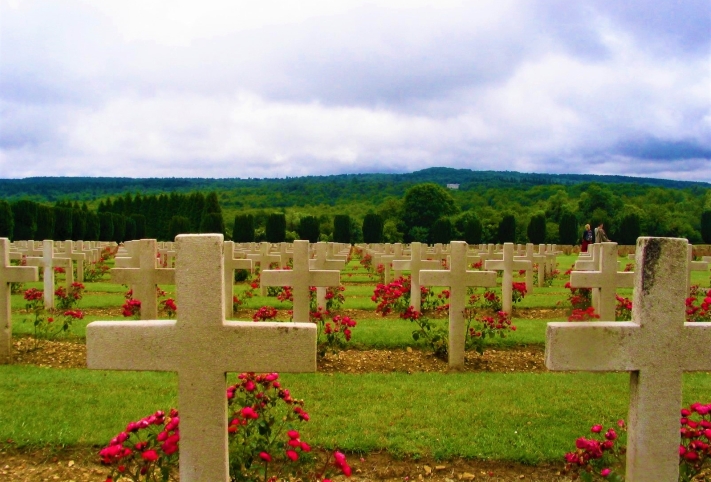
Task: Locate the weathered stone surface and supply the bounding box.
[546,237,711,481]
[87,234,317,482]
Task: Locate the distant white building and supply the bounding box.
[446,184,460,190]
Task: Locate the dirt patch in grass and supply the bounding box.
[0,444,570,481]
[11,337,545,374]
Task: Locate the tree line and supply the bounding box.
[1,181,710,246]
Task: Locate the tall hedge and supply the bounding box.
[617,212,641,245]
[362,213,384,244]
[11,200,38,240]
[701,210,711,244]
[527,213,547,244]
[265,213,286,243]
[53,207,73,240]
[131,214,146,239]
[430,217,454,244]
[233,214,255,243]
[0,200,13,239]
[111,213,126,243]
[297,216,320,243]
[99,213,114,241]
[333,214,351,243]
[497,214,516,243]
[200,213,225,235]
[200,192,223,233]
[34,205,54,240]
[558,211,578,245]
[168,216,191,241]
[72,209,86,240]
[462,215,482,245]
[124,217,137,241]
[85,212,100,241]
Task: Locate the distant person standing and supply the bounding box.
[594,222,609,243]
[582,224,593,252]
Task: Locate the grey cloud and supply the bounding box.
[615,138,711,161]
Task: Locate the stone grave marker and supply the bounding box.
[23,240,68,309]
[420,241,497,369]
[110,239,175,319]
[569,242,633,320]
[687,243,709,292]
[546,237,711,481]
[484,243,531,314]
[513,243,536,294]
[0,238,38,364]
[223,241,253,318]
[261,240,340,322]
[392,242,441,311]
[87,234,317,481]
[309,242,345,310]
[55,240,87,282]
[248,242,281,296]
[533,244,547,288]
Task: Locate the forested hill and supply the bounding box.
[1,167,708,203]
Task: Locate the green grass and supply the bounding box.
[1,365,710,463]
[4,253,711,467]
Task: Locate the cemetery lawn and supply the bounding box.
[4,252,711,480]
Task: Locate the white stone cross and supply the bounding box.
[55,240,87,282]
[420,241,497,369]
[248,242,282,296]
[484,243,532,313]
[687,243,709,293]
[569,242,634,320]
[533,244,547,288]
[261,240,340,322]
[0,238,38,364]
[546,237,711,481]
[110,239,175,319]
[513,243,536,294]
[392,242,441,311]
[278,242,294,268]
[87,234,316,482]
[223,241,253,318]
[23,240,66,309]
[309,242,346,310]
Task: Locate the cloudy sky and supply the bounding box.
[1,0,709,181]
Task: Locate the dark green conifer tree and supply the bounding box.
[297,215,320,242]
[430,218,454,244]
[497,214,516,243]
[11,200,38,240]
[558,211,579,245]
[362,213,384,243]
[232,214,255,242]
[333,215,351,243]
[527,213,547,244]
[0,200,14,239]
[265,213,286,243]
[53,207,73,240]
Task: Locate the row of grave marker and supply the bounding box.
[2,235,711,480]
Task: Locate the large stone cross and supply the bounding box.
[532,244,547,288]
[309,242,346,310]
[392,242,442,311]
[546,237,711,481]
[0,238,38,364]
[261,240,340,322]
[420,242,497,369]
[223,241,253,318]
[569,242,633,320]
[110,239,175,319]
[87,235,316,482]
[484,243,532,313]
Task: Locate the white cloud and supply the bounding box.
[0,0,709,182]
